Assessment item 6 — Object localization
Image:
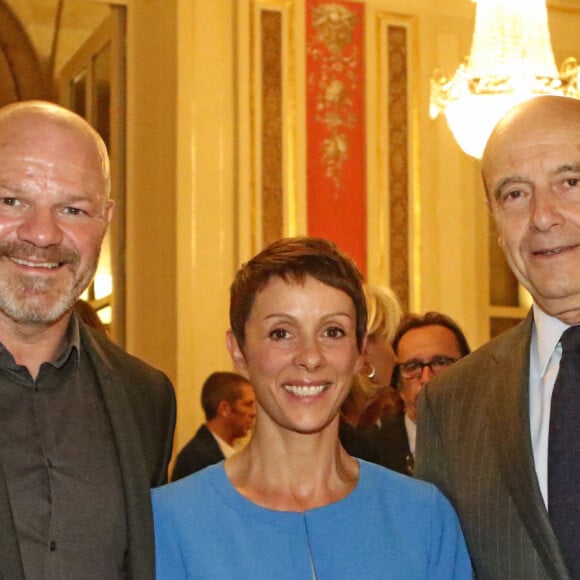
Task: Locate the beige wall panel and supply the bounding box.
[173,0,238,454]
[237,0,306,265]
[366,11,416,313]
[124,0,178,377]
[366,0,489,349]
[417,6,490,349]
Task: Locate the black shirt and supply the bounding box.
[0,315,127,579]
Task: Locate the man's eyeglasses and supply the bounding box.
[398,356,458,380]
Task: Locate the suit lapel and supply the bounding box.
[198,424,226,462]
[487,313,569,580]
[80,326,155,580]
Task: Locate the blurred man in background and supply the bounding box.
[172,371,255,481]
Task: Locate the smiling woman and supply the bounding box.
[152,236,472,579]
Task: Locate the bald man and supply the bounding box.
[0,101,175,580]
[416,95,580,580]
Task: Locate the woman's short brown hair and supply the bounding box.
[229,237,367,349]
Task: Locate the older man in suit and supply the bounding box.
[0,101,175,580]
[416,95,580,580]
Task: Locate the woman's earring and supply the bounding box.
[367,365,376,380]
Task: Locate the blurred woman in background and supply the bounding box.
[339,285,403,463]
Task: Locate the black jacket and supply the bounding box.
[0,321,176,580]
[172,424,225,481]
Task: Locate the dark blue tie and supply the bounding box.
[548,325,580,578]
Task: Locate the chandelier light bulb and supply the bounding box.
[430,0,580,158]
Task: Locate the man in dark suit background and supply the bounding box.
[172,371,255,481]
[417,95,580,579]
[0,101,176,580]
[379,311,469,475]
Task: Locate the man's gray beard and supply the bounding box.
[0,260,99,326]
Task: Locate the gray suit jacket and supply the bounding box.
[416,312,569,580]
[0,321,176,580]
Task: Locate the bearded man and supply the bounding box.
[0,101,175,580]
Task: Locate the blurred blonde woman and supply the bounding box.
[340,285,404,461]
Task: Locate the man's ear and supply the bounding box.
[217,400,231,418]
[105,199,115,225]
[226,330,250,379]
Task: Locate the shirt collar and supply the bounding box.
[209,428,237,458]
[404,413,417,454]
[0,312,81,375]
[53,312,81,369]
[532,303,570,377]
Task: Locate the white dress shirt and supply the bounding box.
[209,430,237,459]
[405,414,417,455]
[529,304,570,506]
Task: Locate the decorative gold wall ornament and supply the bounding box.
[308,2,359,189]
[311,3,357,53]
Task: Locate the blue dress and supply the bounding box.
[152,460,471,579]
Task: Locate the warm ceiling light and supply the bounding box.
[430,0,580,158]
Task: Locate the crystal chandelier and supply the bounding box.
[430,0,580,159]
